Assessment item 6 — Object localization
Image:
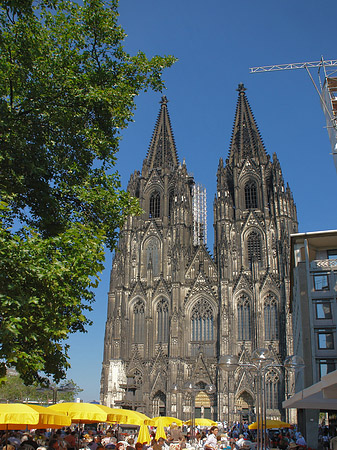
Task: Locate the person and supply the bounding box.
[167,424,183,450]
[330,433,337,450]
[296,434,307,449]
[204,427,219,450]
[152,439,165,450]
[47,441,59,450]
[236,435,246,448]
[64,432,77,450]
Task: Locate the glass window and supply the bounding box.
[327,249,337,260]
[317,330,334,349]
[247,231,262,266]
[313,274,329,291]
[315,301,332,319]
[157,298,169,343]
[245,181,258,209]
[264,295,278,340]
[191,299,214,341]
[238,295,251,341]
[318,359,336,378]
[149,191,160,218]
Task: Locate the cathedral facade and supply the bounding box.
[100,85,298,422]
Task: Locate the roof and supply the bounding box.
[283,369,337,410]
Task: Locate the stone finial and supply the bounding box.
[160,96,168,105]
[237,83,246,94]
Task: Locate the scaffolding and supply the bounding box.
[192,183,207,246]
[250,58,337,173]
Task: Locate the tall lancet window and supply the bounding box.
[245,180,258,209]
[133,298,145,343]
[237,295,251,340]
[146,238,159,276]
[191,299,214,341]
[157,298,169,343]
[264,295,278,340]
[168,190,174,219]
[149,191,161,218]
[265,370,279,409]
[247,231,262,266]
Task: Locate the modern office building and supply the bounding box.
[286,230,337,445]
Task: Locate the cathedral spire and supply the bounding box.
[146,96,179,170]
[228,84,268,166]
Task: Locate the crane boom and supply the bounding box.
[249,59,337,73]
[249,58,337,173]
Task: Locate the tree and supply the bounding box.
[0,372,82,403]
[0,0,175,384]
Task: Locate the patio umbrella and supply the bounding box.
[151,417,183,427]
[184,418,217,427]
[137,423,151,444]
[154,420,167,440]
[48,402,120,424]
[0,403,71,430]
[104,408,153,426]
[248,419,291,430]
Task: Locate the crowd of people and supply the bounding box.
[0,422,316,450]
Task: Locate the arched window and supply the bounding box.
[264,295,278,340]
[133,298,145,343]
[149,191,160,218]
[247,231,262,266]
[245,180,258,209]
[146,238,159,276]
[168,190,174,219]
[191,299,214,341]
[237,295,251,340]
[265,370,279,409]
[157,298,169,343]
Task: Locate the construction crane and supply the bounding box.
[249,58,337,173]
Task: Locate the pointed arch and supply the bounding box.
[191,298,214,342]
[145,236,160,276]
[265,369,279,410]
[156,297,169,343]
[133,298,145,343]
[152,390,166,417]
[245,180,258,209]
[149,190,161,218]
[247,230,262,265]
[168,189,175,219]
[264,294,279,340]
[237,294,251,340]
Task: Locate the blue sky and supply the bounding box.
[65,0,337,402]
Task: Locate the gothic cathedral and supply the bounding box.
[100,84,298,422]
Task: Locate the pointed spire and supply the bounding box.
[146,96,179,170]
[228,84,268,165]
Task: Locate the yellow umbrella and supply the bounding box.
[94,405,128,423]
[105,408,153,425]
[248,419,291,430]
[151,417,183,427]
[48,402,118,424]
[0,403,71,430]
[155,420,167,440]
[137,423,151,444]
[184,418,217,427]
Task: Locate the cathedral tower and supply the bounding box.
[101,97,219,418]
[101,86,298,421]
[214,84,298,421]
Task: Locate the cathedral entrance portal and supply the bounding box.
[235,391,255,422]
[152,391,166,417]
[195,391,212,419]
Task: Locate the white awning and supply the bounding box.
[283,370,337,410]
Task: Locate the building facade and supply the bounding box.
[100,85,298,422]
[288,230,337,445]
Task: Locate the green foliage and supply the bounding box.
[0,373,82,403]
[0,0,175,384]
